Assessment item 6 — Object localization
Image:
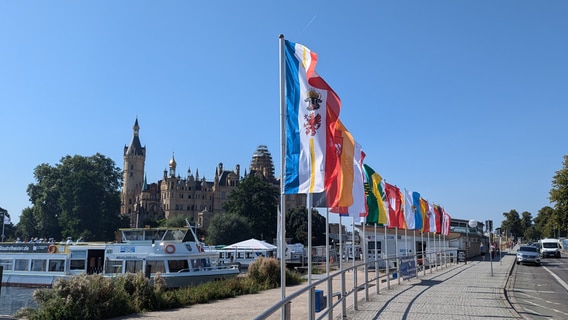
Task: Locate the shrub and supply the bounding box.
[248,257,305,289]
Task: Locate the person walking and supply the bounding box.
[490,242,497,260]
[480,242,486,261]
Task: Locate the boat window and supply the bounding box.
[48,259,65,272]
[31,259,47,272]
[14,259,29,271]
[105,260,123,274]
[191,258,210,270]
[146,260,165,274]
[125,260,143,273]
[70,259,86,271]
[70,250,87,259]
[0,259,13,271]
[163,229,187,242]
[168,259,189,272]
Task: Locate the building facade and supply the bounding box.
[121,119,297,228]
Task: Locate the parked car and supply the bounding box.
[516,245,541,266]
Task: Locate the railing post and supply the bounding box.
[309,286,315,320]
[283,301,291,320]
[0,265,3,294]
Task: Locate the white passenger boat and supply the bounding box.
[0,227,240,288]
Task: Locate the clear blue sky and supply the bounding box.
[1,1,567,228]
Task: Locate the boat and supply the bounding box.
[0,226,240,288]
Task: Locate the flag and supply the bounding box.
[362,164,388,225]
[3,215,10,224]
[384,182,405,228]
[428,202,438,233]
[284,40,341,194]
[441,207,451,236]
[325,120,355,208]
[404,189,416,229]
[420,198,430,232]
[412,191,423,230]
[433,205,443,233]
[331,142,366,221]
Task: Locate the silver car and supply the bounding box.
[516,245,541,265]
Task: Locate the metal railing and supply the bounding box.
[254,249,455,320]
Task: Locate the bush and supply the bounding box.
[15,262,305,319]
[248,257,304,289]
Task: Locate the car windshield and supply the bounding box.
[542,243,558,248]
[519,246,537,252]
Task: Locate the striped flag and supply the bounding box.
[283,40,341,195]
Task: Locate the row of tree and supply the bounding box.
[2,153,568,244]
[500,155,568,241]
[0,154,328,246]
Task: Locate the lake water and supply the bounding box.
[0,286,38,316]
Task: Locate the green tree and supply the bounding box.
[285,206,327,246]
[206,213,252,245]
[15,207,37,241]
[549,155,568,237]
[500,209,522,239]
[534,206,556,238]
[26,154,127,241]
[519,211,534,241]
[222,174,278,242]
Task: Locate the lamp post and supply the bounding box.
[468,220,477,259]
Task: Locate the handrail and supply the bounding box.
[254,248,456,320]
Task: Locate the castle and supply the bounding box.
[120,118,298,228]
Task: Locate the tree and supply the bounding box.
[519,211,534,241]
[534,206,556,238]
[500,209,522,239]
[206,213,252,245]
[519,211,533,240]
[285,206,327,246]
[15,207,37,241]
[549,155,568,237]
[26,154,128,241]
[222,174,278,242]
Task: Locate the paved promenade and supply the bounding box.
[112,251,520,320]
[344,252,521,320]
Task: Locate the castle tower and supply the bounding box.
[121,118,146,226]
[250,145,276,183]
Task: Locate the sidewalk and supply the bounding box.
[113,252,520,320]
[345,252,521,320]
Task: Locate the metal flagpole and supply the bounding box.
[278,34,289,319]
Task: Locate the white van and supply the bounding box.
[538,238,562,258]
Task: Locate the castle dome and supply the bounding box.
[169,153,177,169]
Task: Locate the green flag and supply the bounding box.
[363,164,388,225]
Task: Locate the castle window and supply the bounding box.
[130,165,134,170]
[130,172,133,177]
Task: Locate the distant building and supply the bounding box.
[120,118,303,229]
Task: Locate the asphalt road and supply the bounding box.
[510,254,568,319]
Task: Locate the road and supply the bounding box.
[509,254,568,319]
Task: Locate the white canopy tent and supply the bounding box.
[223,238,277,250]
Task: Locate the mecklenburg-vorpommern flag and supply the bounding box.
[284,40,341,195]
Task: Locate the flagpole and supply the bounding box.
[278,34,288,315]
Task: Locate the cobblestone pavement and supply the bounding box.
[344,252,521,320]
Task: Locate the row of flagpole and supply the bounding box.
[277,34,454,318]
